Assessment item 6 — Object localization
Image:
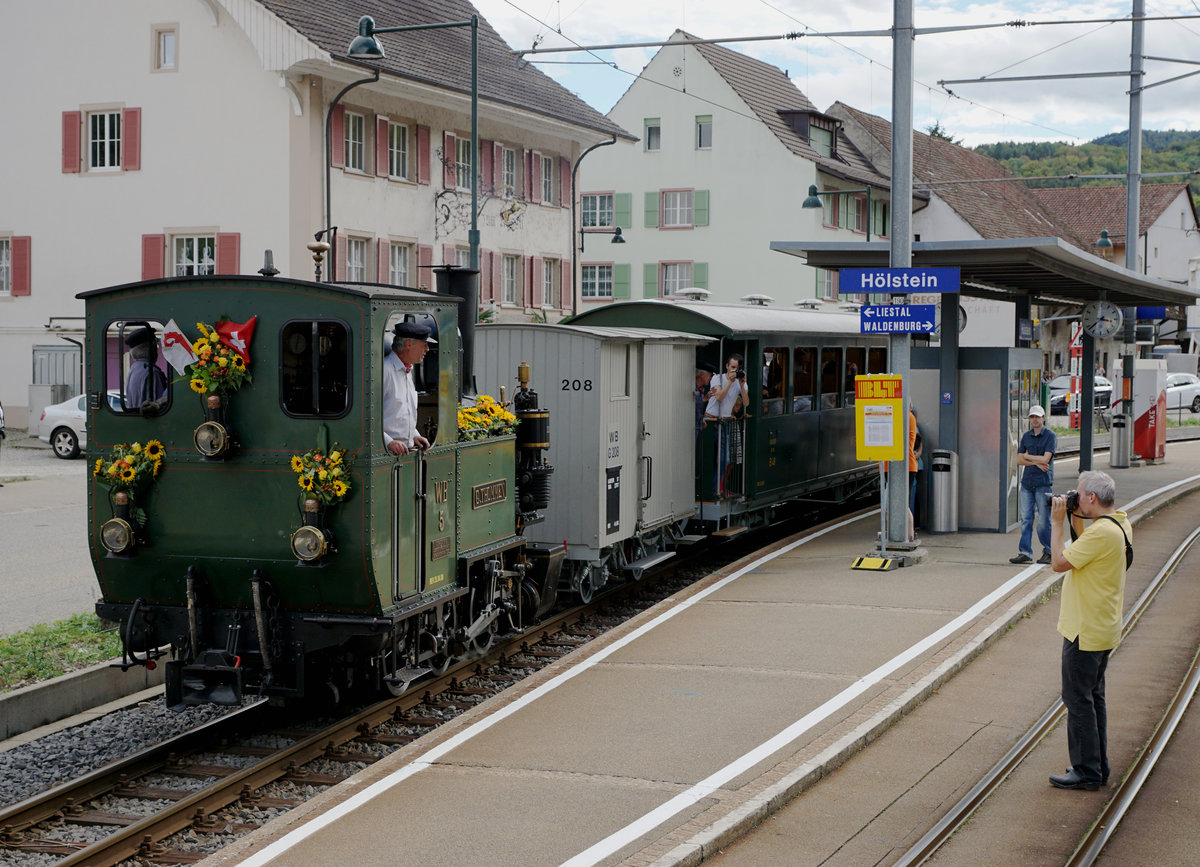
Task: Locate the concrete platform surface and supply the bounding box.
[204,443,1200,867]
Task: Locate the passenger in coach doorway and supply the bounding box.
[1047,470,1131,791]
[703,353,745,495]
[694,361,716,436]
[383,322,434,456]
[1010,405,1056,565]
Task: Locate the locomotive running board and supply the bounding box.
[385,666,433,693]
[622,551,676,573]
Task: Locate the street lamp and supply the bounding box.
[579,225,626,252]
[1095,229,1115,261]
[347,14,480,273]
[801,184,875,241]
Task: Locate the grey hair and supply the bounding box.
[131,343,151,361]
[1079,470,1116,507]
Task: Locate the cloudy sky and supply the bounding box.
[474,0,1200,147]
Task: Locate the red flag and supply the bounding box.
[214,316,257,364]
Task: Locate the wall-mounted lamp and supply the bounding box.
[801,184,876,242]
[579,225,626,252]
[1095,229,1115,262]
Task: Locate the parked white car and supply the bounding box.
[1166,372,1200,413]
[36,392,122,459]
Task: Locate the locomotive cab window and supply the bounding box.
[280,320,351,417]
[104,320,171,415]
[383,312,440,449]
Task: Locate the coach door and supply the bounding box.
[637,342,679,530]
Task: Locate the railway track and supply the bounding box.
[0,503,846,866]
[894,521,1200,867]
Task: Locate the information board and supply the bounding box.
[854,375,905,462]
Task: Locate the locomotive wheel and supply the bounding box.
[471,622,496,654]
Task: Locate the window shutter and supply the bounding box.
[493,142,504,193]
[141,234,166,280]
[214,233,240,275]
[643,263,658,298]
[62,111,81,173]
[378,239,390,283]
[491,251,502,301]
[417,244,433,290]
[11,237,31,297]
[376,117,390,176]
[644,192,659,228]
[440,244,454,266]
[478,250,491,300]
[524,256,534,307]
[417,125,431,184]
[613,263,631,300]
[694,189,709,227]
[560,258,571,306]
[531,256,543,305]
[614,193,632,229]
[692,262,708,289]
[334,233,347,281]
[330,106,345,168]
[530,152,542,204]
[559,157,571,208]
[121,108,142,171]
[480,140,493,194]
[443,131,456,188]
[523,150,532,200]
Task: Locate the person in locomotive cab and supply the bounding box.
[124,326,168,412]
[383,321,435,455]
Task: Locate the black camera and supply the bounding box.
[1064,490,1080,512]
[736,369,745,380]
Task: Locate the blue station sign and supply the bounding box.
[841,266,961,294]
[860,304,937,334]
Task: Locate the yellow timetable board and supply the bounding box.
[854,375,905,462]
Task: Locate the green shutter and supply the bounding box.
[692,262,708,289]
[614,192,632,229]
[643,263,659,298]
[613,263,631,299]
[644,191,659,228]
[694,189,709,227]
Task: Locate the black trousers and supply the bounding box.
[1061,636,1111,784]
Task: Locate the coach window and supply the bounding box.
[820,347,842,409]
[793,347,816,412]
[104,320,171,415]
[280,320,351,417]
[868,346,888,374]
[844,346,866,405]
[763,347,787,416]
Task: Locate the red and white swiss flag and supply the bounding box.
[215,316,257,364]
[161,319,198,376]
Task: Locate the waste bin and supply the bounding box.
[1109,413,1130,469]
[929,449,958,533]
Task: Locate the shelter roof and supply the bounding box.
[569,298,865,337]
[768,237,1200,308]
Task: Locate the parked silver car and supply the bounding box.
[36,392,122,459]
[1166,372,1200,413]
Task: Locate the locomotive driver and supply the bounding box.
[383,321,435,455]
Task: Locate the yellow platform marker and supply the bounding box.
[851,555,905,571]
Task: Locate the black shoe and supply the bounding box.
[1037,551,1052,565]
[1010,553,1033,565]
[1050,768,1099,791]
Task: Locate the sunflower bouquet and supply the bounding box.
[290,443,355,506]
[187,322,251,396]
[457,394,517,441]
[93,440,165,494]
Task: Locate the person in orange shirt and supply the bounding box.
[907,408,921,539]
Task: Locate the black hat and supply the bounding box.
[697,361,717,374]
[392,321,436,343]
[125,326,156,348]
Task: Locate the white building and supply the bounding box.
[578,31,894,309]
[0,0,630,426]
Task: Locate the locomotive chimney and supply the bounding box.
[434,265,479,399]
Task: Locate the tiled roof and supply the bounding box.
[828,102,1092,251]
[685,34,889,188]
[256,0,630,140]
[1032,184,1191,244]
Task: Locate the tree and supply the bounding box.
[926,121,962,145]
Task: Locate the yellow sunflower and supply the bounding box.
[231,355,246,371]
[332,480,348,497]
[298,475,314,491]
[119,466,136,482]
[290,456,304,472]
[93,459,103,477]
[190,378,207,394]
[145,440,165,459]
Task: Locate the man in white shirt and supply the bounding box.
[383,321,435,455]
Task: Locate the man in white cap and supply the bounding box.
[1011,404,1057,565]
[382,321,435,455]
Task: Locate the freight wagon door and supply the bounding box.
[637,342,680,530]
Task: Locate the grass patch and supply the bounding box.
[0,614,122,692]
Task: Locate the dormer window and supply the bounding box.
[778,110,839,159]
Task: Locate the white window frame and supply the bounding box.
[503,254,518,305]
[456,247,471,268]
[541,155,554,203]
[88,110,122,171]
[0,238,10,297]
[388,121,410,179]
[581,194,614,229]
[172,235,215,277]
[153,26,177,72]
[818,268,838,300]
[344,111,365,172]
[852,195,866,233]
[661,262,692,296]
[389,242,411,285]
[661,190,694,228]
[345,237,367,281]
[456,137,473,191]
[581,264,613,299]
[696,116,712,149]
[542,258,558,307]
[645,119,661,151]
[503,147,516,197]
